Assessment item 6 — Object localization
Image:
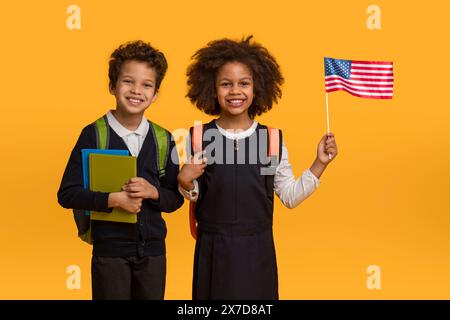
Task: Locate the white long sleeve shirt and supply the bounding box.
[179,121,320,209]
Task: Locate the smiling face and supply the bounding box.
[215,61,254,118]
[109,60,158,116]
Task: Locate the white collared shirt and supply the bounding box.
[106,111,150,157]
[179,121,321,209]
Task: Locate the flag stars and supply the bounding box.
[325,58,351,79]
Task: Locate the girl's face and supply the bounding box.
[215,61,254,118]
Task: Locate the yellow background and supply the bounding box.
[0,0,449,299]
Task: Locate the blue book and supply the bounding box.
[81,149,129,215]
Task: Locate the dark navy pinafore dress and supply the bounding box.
[192,120,282,300]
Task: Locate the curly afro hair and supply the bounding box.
[186,35,284,119]
[109,40,168,92]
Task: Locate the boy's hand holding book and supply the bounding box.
[108,191,143,214]
[122,177,159,201]
[107,177,159,214]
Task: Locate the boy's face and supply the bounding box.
[215,61,254,118]
[109,60,158,116]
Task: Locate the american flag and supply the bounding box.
[324,57,394,99]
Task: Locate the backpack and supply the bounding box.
[188,124,281,240]
[73,115,170,245]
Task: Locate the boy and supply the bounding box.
[58,40,183,300]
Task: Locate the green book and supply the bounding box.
[89,153,137,224]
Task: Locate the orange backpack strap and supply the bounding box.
[189,124,204,240]
[267,127,279,157]
[189,202,198,240]
[192,124,203,154]
[267,127,281,162]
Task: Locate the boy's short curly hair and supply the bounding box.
[109,40,168,92]
[186,36,284,119]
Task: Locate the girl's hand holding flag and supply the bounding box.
[310,132,338,179]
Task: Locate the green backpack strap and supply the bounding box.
[149,121,169,178]
[94,115,109,149]
[78,227,92,244]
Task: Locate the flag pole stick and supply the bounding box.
[326,92,330,134]
[325,92,331,160]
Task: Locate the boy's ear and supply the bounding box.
[109,83,115,95]
[151,91,158,103]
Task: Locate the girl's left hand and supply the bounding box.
[317,132,338,165]
[122,177,159,201]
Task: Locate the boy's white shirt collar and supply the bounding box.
[215,120,258,140]
[106,110,149,138]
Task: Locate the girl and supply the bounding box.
[178,36,338,299]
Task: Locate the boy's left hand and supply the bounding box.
[317,132,338,165]
[122,177,159,201]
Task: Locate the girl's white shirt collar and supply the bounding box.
[215,120,258,140]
